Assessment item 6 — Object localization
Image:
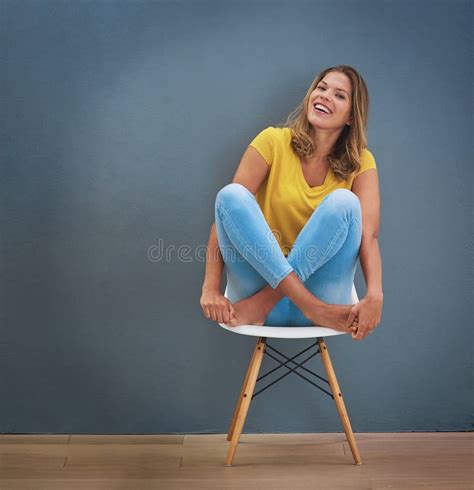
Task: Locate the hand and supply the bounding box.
[346,293,383,341]
[200,287,236,324]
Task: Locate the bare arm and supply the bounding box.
[348,167,383,338]
[351,167,383,298]
[359,238,383,297]
[202,222,224,292]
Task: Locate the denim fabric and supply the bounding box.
[214,183,362,326]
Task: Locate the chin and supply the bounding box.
[308,115,343,131]
[308,118,332,129]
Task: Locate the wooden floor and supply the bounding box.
[0,432,472,489]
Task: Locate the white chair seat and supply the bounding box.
[218,322,346,339]
[218,283,359,339]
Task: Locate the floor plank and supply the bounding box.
[69,435,184,445]
[0,433,471,489]
[0,435,69,444]
[0,479,372,490]
[371,478,473,489]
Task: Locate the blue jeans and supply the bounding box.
[214,183,362,326]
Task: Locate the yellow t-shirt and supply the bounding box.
[249,126,377,257]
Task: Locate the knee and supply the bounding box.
[215,183,252,211]
[323,189,361,219]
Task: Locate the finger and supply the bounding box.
[357,321,367,330]
[222,307,230,324]
[346,310,355,327]
[216,307,224,324]
[352,327,361,340]
[209,306,218,322]
[347,308,358,326]
[203,305,211,320]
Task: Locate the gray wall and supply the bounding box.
[1,0,471,434]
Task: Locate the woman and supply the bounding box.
[200,65,383,341]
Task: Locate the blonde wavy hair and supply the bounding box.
[276,65,370,181]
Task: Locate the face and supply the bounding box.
[307,71,353,130]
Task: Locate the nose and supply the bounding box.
[320,94,331,104]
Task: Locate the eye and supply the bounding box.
[317,86,345,99]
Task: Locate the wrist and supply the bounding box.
[202,281,221,293]
[366,291,383,300]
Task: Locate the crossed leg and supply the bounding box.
[214,183,361,330]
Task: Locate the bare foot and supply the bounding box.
[225,295,267,327]
[309,303,357,332]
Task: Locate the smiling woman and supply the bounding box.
[284,67,371,182]
[201,65,383,341]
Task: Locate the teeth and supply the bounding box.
[314,103,331,114]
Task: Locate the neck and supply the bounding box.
[309,125,343,160]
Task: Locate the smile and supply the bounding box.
[313,104,332,117]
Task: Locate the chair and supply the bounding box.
[218,283,362,466]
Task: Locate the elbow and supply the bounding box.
[361,229,379,241]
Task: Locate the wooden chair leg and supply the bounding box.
[226,338,262,441]
[225,337,266,466]
[318,337,362,465]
